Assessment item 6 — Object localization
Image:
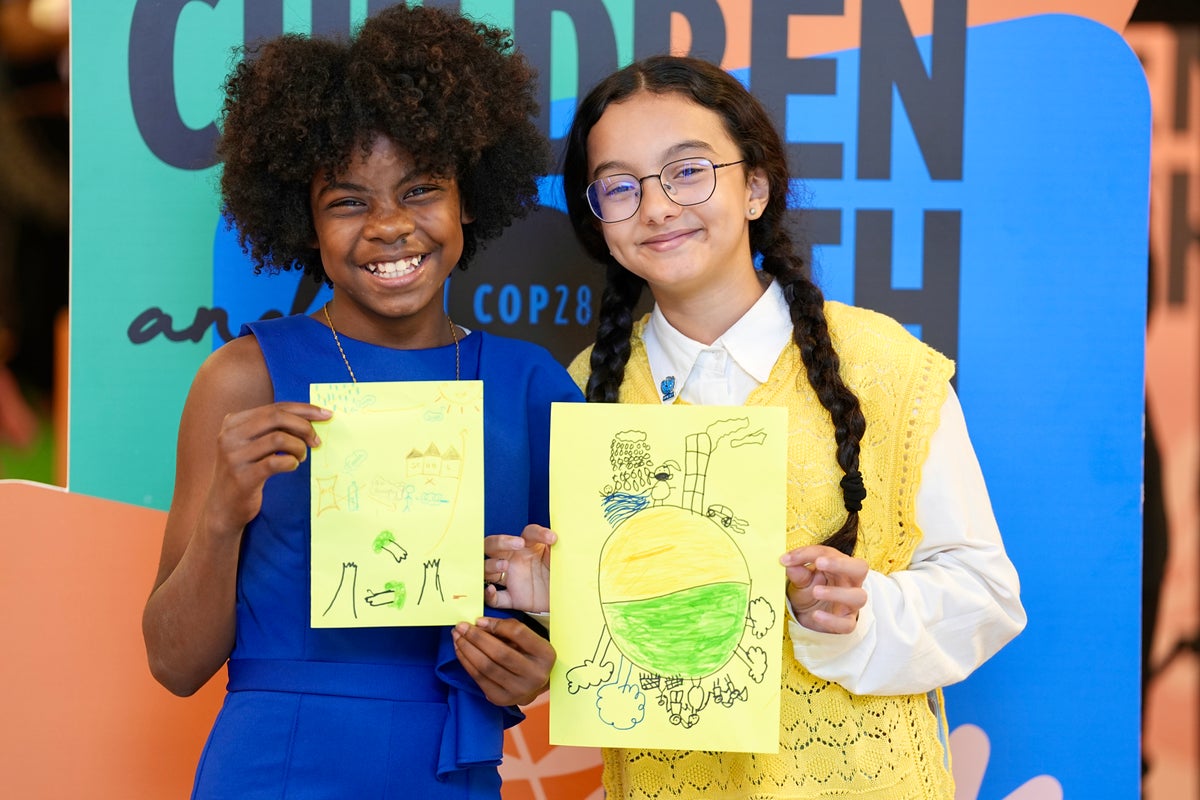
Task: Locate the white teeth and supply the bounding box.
[367,255,423,277]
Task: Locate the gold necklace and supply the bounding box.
[322,301,460,384]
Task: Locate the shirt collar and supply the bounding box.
[644,278,792,401]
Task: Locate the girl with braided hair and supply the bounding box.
[142,5,581,798]
[559,55,1026,799]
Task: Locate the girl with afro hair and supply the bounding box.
[142,5,581,798]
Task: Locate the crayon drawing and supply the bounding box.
[309,380,484,627]
[549,403,786,752]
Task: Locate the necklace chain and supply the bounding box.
[322,302,460,384]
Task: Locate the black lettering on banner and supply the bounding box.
[123,0,972,367]
[417,0,464,14]
[246,1,431,50]
[795,207,842,271]
[750,0,845,179]
[125,275,313,346]
[312,0,352,36]
[853,209,961,364]
[129,0,220,170]
[244,0,283,47]
[634,0,727,63]
[513,0,620,154]
[289,273,325,317]
[801,208,843,248]
[858,0,965,180]
[127,306,236,345]
[130,0,430,170]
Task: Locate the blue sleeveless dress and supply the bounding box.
[190,314,582,799]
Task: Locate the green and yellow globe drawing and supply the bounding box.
[599,505,750,678]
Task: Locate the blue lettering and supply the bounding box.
[473,284,494,324]
[577,285,593,326]
[499,284,521,324]
[469,282,596,327]
[554,285,570,325]
[529,284,550,324]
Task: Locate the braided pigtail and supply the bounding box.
[563,55,869,552]
[586,261,647,403]
[761,244,867,556]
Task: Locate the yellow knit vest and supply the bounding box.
[568,301,956,799]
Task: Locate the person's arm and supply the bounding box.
[787,387,1027,695]
[141,336,329,696]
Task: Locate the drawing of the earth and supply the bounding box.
[598,505,750,678]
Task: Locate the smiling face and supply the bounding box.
[310,133,471,347]
[585,91,769,314]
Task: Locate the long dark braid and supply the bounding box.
[564,56,867,554]
[585,263,647,403]
[762,248,867,555]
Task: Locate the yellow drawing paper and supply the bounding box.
[549,402,786,753]
[309,380,484,628]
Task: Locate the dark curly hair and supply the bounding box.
[217,4,548,282]
[562,56,867,556]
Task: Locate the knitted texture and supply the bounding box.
[569,302,956,799]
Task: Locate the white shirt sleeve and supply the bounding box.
[786,386,1027,695]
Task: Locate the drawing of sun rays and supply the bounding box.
[437,384,483,416]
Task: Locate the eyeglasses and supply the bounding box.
[585,157,745,223]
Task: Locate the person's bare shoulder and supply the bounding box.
[186,335,275,415]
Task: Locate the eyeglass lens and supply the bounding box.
[587,158,718,223]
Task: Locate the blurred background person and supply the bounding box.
[0,0,68,480]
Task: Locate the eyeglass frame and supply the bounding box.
[584,157,746,223]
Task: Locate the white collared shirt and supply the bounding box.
[643,280,1026,695]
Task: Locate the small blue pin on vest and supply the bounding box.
[660,376,676,402]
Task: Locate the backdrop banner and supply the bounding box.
[70,2,1148,798]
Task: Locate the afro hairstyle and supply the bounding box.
[217,3,547,283]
